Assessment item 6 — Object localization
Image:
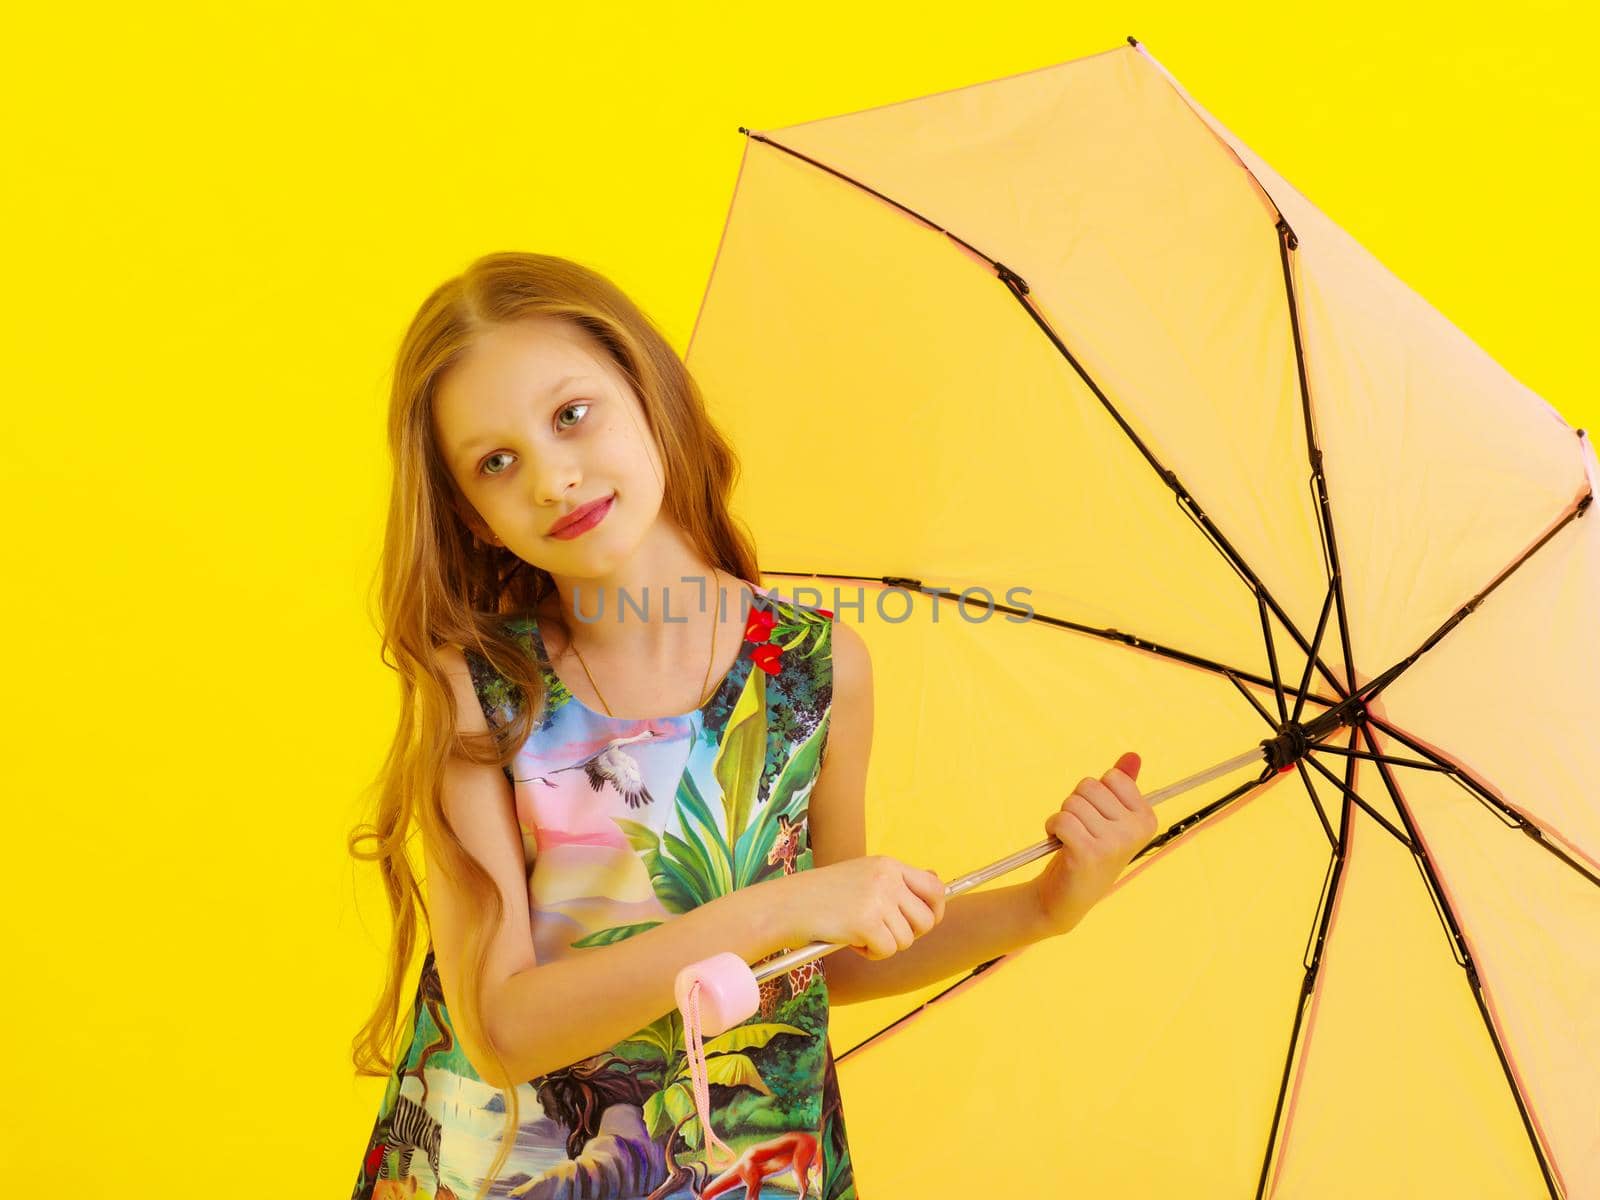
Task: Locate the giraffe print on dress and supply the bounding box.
[756,814,823,1010]
[768,813,806,875]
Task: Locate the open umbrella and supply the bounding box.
[680,37,1600,1198]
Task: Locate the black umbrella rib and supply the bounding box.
[1309,744,1446,772]
[1256,729,1358,1199]
[1275,217,1365,726]
[1298,749,1413,851]
[1257,589,1291,724]
[834,954,1007,1062]
[1291,580,1337,726]
[1132,764,1278,862]
[740,129,1352,705]
[1353,482,1593,716]
[1132,53,1359,722]
[1366,714,1600,891]
[1332,480,1600,872]
[762,570,1344,712]
[1358,723,1564,1197]
[1290,757,1340,852]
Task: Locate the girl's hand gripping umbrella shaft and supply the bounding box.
[747,742,1270,988]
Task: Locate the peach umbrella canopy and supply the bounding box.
[685,38,1598,1199]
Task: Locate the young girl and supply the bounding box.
[348,251,1155,1200]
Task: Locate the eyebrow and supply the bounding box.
[453,373,589,463]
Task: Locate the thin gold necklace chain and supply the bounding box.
[562,569,724,718]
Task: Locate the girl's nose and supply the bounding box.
[530,457,582,508]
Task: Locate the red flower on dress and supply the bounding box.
[818,608,833,618]
[744,605,776,644]
[752,642,784,675]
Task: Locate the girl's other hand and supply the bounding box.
[776,856,947,960]
[1032,751,1157,936]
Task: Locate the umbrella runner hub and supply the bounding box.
[1261,703,1366,773]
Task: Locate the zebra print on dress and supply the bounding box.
[377,1093,441,1182]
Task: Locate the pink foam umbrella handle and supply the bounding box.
[674,951,760,1039]
[674,952,760,1170]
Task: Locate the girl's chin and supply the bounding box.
[548,527,638,571]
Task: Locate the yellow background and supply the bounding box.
[3,2,1593,1192]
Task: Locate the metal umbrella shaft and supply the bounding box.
[753,742,1271,984]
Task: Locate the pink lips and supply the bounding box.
[547,493,614,539]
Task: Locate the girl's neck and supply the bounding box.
[537,527,753,661]
[535,573,758,717]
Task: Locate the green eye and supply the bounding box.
[480,452,513,477]
[556,401,590,430]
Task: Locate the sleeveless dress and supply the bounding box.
[350,585,858,1200]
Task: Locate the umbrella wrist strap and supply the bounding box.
[684,980,738,1169]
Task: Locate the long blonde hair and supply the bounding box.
[348,251,760,1197]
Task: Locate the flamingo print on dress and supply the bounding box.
[515,728,663,808]
[754,814,823,1019]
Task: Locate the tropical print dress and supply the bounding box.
[351,585,858,1200]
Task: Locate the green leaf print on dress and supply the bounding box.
[714,654,767,851]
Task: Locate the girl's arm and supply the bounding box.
[428,646,799,1087]
[808,620,1056,1006]
[485,878,797,1083]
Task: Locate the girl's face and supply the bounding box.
[432,315,667,578]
